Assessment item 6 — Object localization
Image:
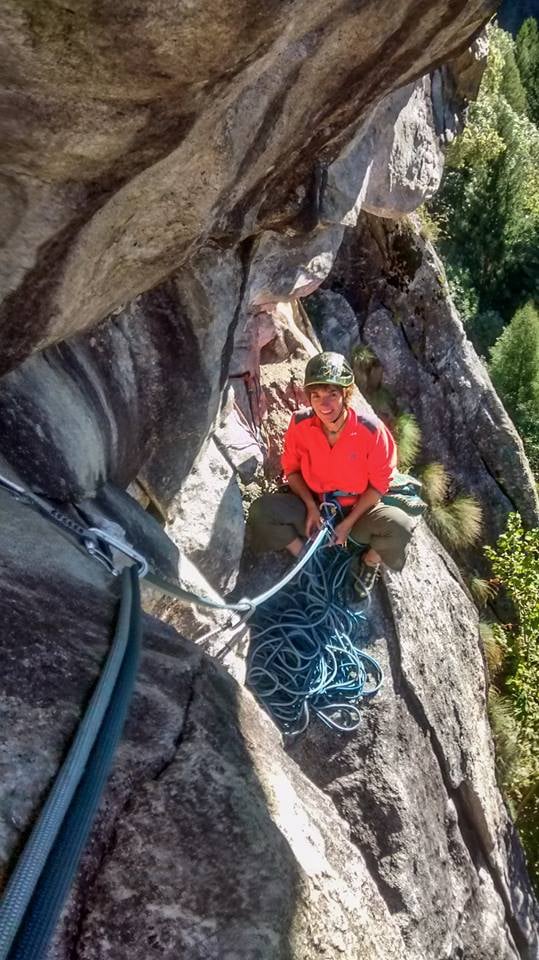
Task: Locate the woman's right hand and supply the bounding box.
[305,504,322,539]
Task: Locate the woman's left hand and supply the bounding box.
[332,519,353,547]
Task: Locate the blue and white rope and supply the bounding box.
[246,544,383,735]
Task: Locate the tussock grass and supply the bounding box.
[427,495,483,549]
[419,462,450,506]
[479,621,507,678]
[352,344,378,369]
[469,576,497,608]
[488,687,521,793]
[416,204,442,245]
[393,412,422,472]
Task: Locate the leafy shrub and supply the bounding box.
[484,513,539,889]
[489,301,539,478]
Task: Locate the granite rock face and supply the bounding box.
[285,523,539,959]
[322,77,445,225]
[0,487,407,960]
[0,0,494,374]
[165,436,245,594]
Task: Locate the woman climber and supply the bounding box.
[248,351,418,600]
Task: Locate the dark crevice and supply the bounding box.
[397,318,442,385]
[219,235,256,390]
[477,451,520,515]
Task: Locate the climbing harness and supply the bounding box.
[333,471,427,518]
[0,472,382,959]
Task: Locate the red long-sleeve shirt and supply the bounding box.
[281,406,396,506]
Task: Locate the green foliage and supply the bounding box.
[489,302,539,474]
[484,514,539,888]
[516,17,539,125]
[393,412,422,471]
[427,495,483,549]
[499,30,529,115]
[416,204,442,244]
[352,344,377,368]
[428,24,539,349]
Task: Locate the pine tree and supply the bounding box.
[515,17,539,125]
[489,302,539,473]
[501,35,529,115]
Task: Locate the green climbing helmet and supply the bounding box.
[304,351,354,389]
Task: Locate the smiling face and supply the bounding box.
[307,384,345,425]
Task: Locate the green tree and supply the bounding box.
[489,302,539,475]
[500,31,529,115]
[429,26,539,351]
[516,17,539,125]
[489,302,539,418]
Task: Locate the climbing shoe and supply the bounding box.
[353,561,380,601]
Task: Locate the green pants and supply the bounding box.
[248,492,416,571]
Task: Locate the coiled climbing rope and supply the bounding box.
[247,542,383,736]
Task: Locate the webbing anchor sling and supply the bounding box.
[0,473,382,958]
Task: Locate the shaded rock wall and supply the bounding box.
[0,0,494,374]
[0,251,241,504]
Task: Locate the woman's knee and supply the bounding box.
[248,494,269,529]
[248,492,307,552]
[354,505,416,571]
